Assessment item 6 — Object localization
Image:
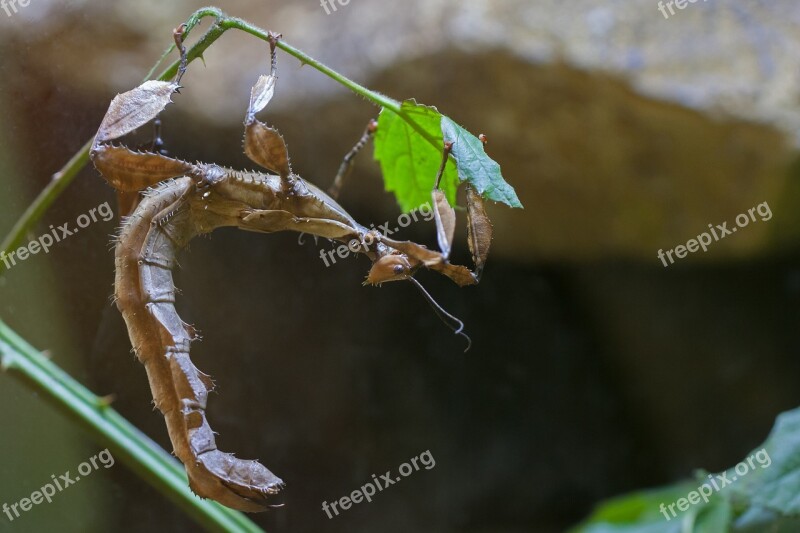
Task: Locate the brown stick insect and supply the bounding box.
[90,27,492,511]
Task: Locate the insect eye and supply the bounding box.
[393,265,405,275]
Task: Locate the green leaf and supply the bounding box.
[570,483,731,533]
[441,116,523,208]
[373,100,522,212]
[570,483,701,533]
[571,405,800,533]
[726,407,800,526]
[374,100,459,212]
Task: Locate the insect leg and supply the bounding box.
[173,24,189,85]
[327,119,378,200]
[90,31,193,216]
[242,34,292,179]
[464,136,494,281]
[240,208,358,239]
[431,141,456,258]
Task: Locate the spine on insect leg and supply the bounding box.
[114,177,282,512]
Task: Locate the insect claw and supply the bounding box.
[173,23,189,84]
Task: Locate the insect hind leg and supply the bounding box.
[327,119,378,200]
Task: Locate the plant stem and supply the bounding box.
[0,319,262,533]
[0,140,91,269]
[218,14,444,151]
[221,17,401,112]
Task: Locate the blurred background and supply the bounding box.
[1,0,800,531]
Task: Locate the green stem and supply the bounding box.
[0,140,91,268]
[0,319,262,533]
[217,14,444,151]
[221,16,401,112]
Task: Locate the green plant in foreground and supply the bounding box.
[573,406,800,533]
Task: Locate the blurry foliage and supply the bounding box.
[574,406,800,532]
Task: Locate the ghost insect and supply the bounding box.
[90,25,492,512]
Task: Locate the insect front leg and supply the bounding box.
[91,84,194,201]
[91,26,197,215]
[367,140,493,287]
[242,33,293,182]
[239,208,360,241]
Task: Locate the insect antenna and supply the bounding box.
[407,277,471,352]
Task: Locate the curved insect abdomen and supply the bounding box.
[114,177,283,512]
